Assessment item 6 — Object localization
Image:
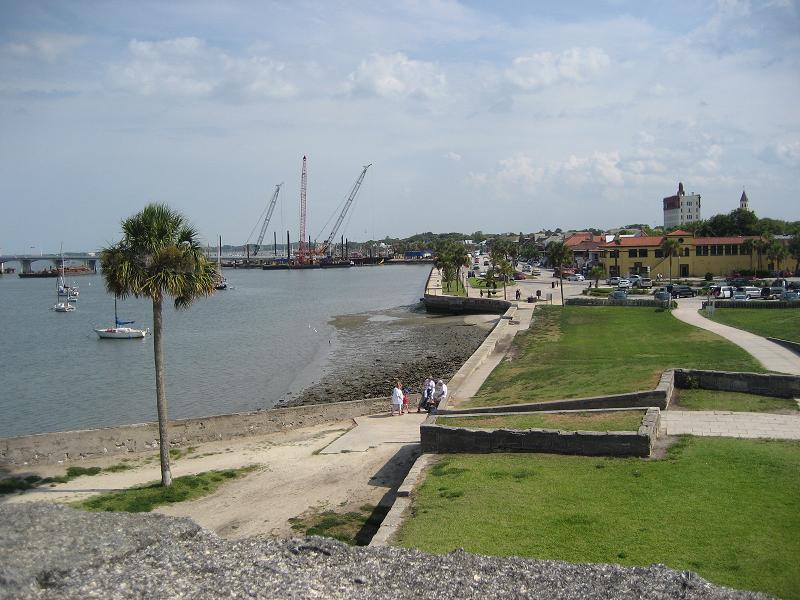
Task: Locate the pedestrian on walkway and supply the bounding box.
[391,381,404,416]
[434,379,448,407]
[402,386,411,414]
[515,288,521,300]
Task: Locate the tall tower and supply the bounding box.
[298,156,308,264]
[740,189,750,211]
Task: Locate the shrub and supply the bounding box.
[705,272,713,281]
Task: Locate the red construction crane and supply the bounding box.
[298,156,308,264]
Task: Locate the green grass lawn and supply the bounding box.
[74,466,258,512]
[465,306,763,408]
[440,410,645,432]
[442,280,466,296]
[675,389,799,413]
[704,308,800,343]
[396,438,800,599]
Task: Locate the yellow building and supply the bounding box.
[599,230,769,279]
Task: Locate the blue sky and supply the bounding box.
[1,0,798,252]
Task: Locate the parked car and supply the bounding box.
[732,290,749,302]
[513,272,526,280]
[737,286,762,299]
[628,275,641,285]
[567,273,585,281]
[780,290,800,303]
[609,290,628,301]
[710,285,733,298]
[666,284,696,298]
[636,278,653,289]
[607,276,620,286]
[478,271,487,278]
[483,260,490,266]
[653,288,672,302]
[522,264,532,273]
[617,278,631,289]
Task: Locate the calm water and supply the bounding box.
[0,265,429,438]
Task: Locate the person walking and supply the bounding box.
[402,386,410,414]
[434,379,448,408]
[391,381,404,416]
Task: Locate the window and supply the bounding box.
[683,248,689,257]
[638,249,648,257]
[655,249,663,258]
[628,249,637,258]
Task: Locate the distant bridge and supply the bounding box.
[0,254,99,275]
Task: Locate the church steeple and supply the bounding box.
[740,188,749,211]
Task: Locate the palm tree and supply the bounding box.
[660,237,680,283]
[590,265,605,289]
[789,233,800,275]
[451,245,470,293]
[546,241,573,305]
[101,204,217,487]
[767,241,788,274]
[740,238,756,272]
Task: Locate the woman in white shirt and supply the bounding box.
[391,381,404,416]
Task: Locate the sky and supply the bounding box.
[1,0,798,253]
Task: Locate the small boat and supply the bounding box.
[52,245,76,312]
[214,235,228,290]
[57,283,79,298]
[95,298,148,339]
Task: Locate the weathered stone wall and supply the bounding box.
[421,408,659,458]
[566,297,675,308]
[701,300,800,309]
[423,294,511,315]
[0,397,389,467]
[673,369,800,399]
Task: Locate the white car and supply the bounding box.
[617,279,631,289]
[607,276,620,286]
[567,274,585,281]
[732,290,749,302]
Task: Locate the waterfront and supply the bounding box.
[0,265,431,438]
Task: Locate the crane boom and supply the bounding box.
[321,164,371,256]
[253,183,282,256]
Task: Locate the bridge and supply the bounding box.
[0,254,99,275]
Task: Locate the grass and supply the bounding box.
[442,280,466,296]
[288,503,390,546]
[0,463,134,495]
[675,389,799,413]
[74,465,258,512]
[466,306,763,408]
[704,308,800,343]
[440,410,646,432]
[395,438,800,600]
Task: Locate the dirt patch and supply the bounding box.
[648,435,680,460]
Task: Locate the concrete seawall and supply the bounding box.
[0,397,388,467]
[422,266,511,314]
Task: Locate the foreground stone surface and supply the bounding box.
[0,505,769,599]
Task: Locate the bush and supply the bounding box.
[705,272,713,281]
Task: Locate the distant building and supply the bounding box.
[564,232,605,268]
[663,182,701,229]
[740,189,750,211]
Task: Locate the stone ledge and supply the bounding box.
[673,368,800,399]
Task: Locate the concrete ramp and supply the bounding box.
[318,413,426,454]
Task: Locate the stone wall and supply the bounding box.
[701,300,800,309]
[673,369,800,399]
[566,297,675,308]
[0,397,389,467]
[423,294,511,315]
[421,408,659,458]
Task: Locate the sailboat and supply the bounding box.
[95,297,148,339]
[53,245,76,312]
[214,235,228,290]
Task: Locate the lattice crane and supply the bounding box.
[318,163,371,257]
[298,156,308,264]
[251,183,282,256]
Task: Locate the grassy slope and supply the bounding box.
[676,389,799,413]
[396,438,800,600]
[466,306,763,408]
[705,308,800,343]
[441,410,645,432]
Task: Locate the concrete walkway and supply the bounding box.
[662,410,800,439]
[319,413,427,454]
[672,297,800,375]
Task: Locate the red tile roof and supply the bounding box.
[601,236,665,248]
[666,229,692,236]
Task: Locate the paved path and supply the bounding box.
[672,297,800,375]
[319,413,427,454]
[662,410,800,439]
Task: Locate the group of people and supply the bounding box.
[390,376,448,415]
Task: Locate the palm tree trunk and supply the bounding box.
[559,274,565,305]
[669,256,673,284]
[152,296,173,487]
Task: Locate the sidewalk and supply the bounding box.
[671,297,800,375]
[662,410,800,439]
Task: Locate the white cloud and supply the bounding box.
[111,37,297,99]
[467,172,488,186]
[2,34,86,62]
[505,47,610,91]
[344,52,446,99]
[759,140,800,166]
[444,151,461,161]
[496,154,544,188]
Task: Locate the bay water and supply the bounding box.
[0,264,429,438]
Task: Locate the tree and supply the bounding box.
[789,233,800,275]
[767,241,788,274]
[661,237,680,284]
[590,265,605,289]
[755,237,771,272]
[490,240,513,299]
[740,238,756,272]
[546,241,573,305]
[101,204,217,487]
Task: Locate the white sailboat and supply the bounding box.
[53,245,76,312]
[214,235,228,290]
[95,297,148,339]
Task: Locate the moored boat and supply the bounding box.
[95,298,148,339]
